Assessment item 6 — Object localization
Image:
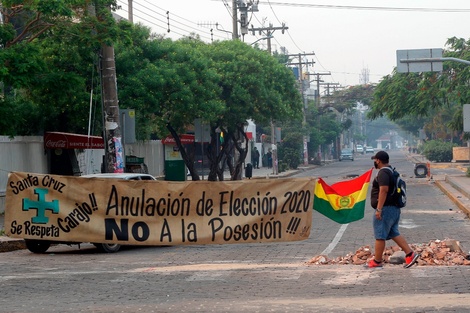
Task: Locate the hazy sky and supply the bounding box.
[116,0,470,87]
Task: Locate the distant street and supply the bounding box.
[1,150,469,312]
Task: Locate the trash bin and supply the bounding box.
[164,144,187,181]
[245,163,253,179]
[165,160,186,181]
[125,155,148,173]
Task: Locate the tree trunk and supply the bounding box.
[228,125,249,180]
[166,123,200,181]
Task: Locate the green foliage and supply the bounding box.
[331,84,375,112]
[208,40,302,128]
[278,148,301,170]
[303,101,344,161]
[0,22,15,47]
[0,96,43,136]
[278,129,303,170]
[201,40,302,180]
[276,114,304,170]
[422,140,455,162]
[115,29,303,180]
[368,36,470,144]
[0,42,45,88]
[116,33,224,139]
[0,1,123,136]
[278,161,288,173]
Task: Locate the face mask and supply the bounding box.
[374,161,379,169]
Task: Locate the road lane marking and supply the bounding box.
[321,224,348,255]
[400,218,420,229]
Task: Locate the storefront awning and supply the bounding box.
[44,132,104,149]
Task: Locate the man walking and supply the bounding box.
[366,151,420,268]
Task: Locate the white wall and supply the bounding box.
[126,140,165,178]
[0,136,48,214]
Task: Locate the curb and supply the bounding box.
[434,180,470,217]
[0,236,25,253]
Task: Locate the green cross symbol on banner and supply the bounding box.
[22,188,59,224]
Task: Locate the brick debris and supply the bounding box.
[306,239,470,266]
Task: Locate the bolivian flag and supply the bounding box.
[313,169,373,224]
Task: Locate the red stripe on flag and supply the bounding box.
[320,168,373,196]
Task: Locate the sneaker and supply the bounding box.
[404,252,420,268]
[365,259,383,268]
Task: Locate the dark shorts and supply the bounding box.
[373,205,401,240]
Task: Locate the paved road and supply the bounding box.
[1,150,470,312]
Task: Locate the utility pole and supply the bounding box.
[319,81,340,159]
[128,0,133,23]
[311,72,331,162]
[98,6,124,173]
[250,24,287,53]
[251,24,288,175]
[232,1,259,40]
[232,0,238,39]
[286,53,315,165]
[319,82,340,106]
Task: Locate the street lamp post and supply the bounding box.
[250,36,273,46]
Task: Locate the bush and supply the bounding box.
[278,147,301,170]
[278,162,288,173]
[422,140,455,162]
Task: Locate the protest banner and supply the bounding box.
[5,172,314,245]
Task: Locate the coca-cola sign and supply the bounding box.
[161,134,195,145]
[45,139,67,148]
[44,132,104,149]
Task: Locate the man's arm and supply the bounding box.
[375,179,389,220]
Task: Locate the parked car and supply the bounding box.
[24,173,156,254]
[339,148,354,161]
[81,173,156,181]
[356,145,364,154]
[365,146,375,154]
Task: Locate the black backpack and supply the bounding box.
[381,167,407,208]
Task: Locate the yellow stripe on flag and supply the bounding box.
[315,181,370,211]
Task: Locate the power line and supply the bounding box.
[257,2,470,12]
[116,0,227,41]
[264,0,304,53]
[263,0,341,87]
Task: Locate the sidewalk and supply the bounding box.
[407,152,470,216]
[246,164,317,179]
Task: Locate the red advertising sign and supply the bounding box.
[161,134,195,145]
[44,132,104,149]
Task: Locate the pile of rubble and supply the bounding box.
[306,239,470,266]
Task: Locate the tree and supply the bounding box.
[368,36,470,144]
[118,37,302,181]
[0,1,123,136]
[115,31,224,180]
[304,85,375,160]
[205,40,302,180]
[303,101,342,162]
